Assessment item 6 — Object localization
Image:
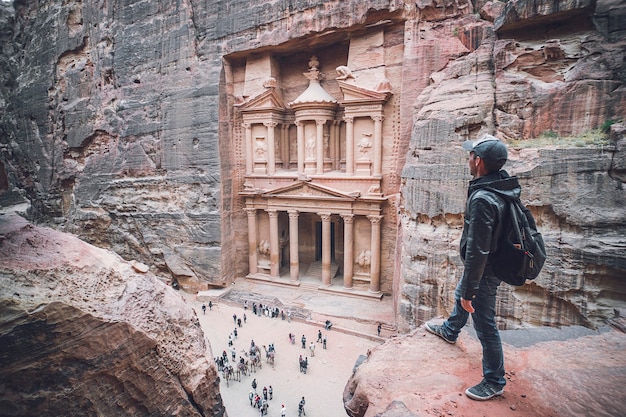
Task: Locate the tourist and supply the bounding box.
[309,341,315,357]
[201,303,206,314]
[322,335,327,349]
[377,323,381,336]
[425,134,513,401]
[317,329,322,342]
[208,300,213,310]
[301,334,306,349]
[269,385,273,400]
[298,396,306,416]
[280,404,286,416]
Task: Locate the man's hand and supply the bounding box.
[461,298,475,313]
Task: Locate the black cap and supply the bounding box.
[462,134,508,169]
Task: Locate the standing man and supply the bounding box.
[298,396,306,416]
[425,134,517,401]
[280,404,287,416]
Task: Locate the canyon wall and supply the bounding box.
[0,0,624,331]
[0,214,224,416]
[398,0,626,331]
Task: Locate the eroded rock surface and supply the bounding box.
[0,214,224,417]
[344,327,626,417]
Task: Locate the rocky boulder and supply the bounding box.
[0,214,224,417]
[344,326,626,417]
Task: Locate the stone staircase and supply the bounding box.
[303,260,339,280]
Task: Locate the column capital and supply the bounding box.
[318,212,332,221]
[340,213,354,223]
[343,115,354,124]
[267,209,279,218]
[243,208,257,216]
[287,209,300,218]
[315,119,326,126]
[294,120,302,127]
[242,122,252,129]
[367,214,383,224]
[371,115,384,122]
[263,121,279,128]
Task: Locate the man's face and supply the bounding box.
[468,151,479,178]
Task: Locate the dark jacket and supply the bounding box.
[460,170,521,300]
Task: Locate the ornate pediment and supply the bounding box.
[237,87,286,113]
[338,80,392,104]
[261,181,358,201]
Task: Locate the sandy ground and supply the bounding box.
[191,298,380,417]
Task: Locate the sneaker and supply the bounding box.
[465,380,504,401]
[425,322,456,344]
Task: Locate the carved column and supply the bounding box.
[268,209,280,278]
[264,121,278,175]
[319,213,332,286]
[288,210,300,282]
[372,115,384,176]
[368,215,382,293]
[296,121,304,174]
[344,116,354,175]
[331,120,340,170]
[281,124,289,169]
[243,122,252,175]
[341,214,354,289]
[244,208,258,274]
[316,119,325,174]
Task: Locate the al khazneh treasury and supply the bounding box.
[230,31,402,298]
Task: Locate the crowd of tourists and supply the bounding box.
[204,298,333,415]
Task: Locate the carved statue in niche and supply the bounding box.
[336,65,355,80]
[358,132,372,156]
[356,250,371,272]
[258,240,270,255]
[306,134,316,160]
[323,133,330,157]
[255,138,267,158]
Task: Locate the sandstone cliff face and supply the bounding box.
[0,214,224,416]
[398,0,626,331]
[0,0,624,333]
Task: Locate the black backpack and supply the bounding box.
[492,198,547,286]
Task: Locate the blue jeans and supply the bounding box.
[442,275,506,387]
